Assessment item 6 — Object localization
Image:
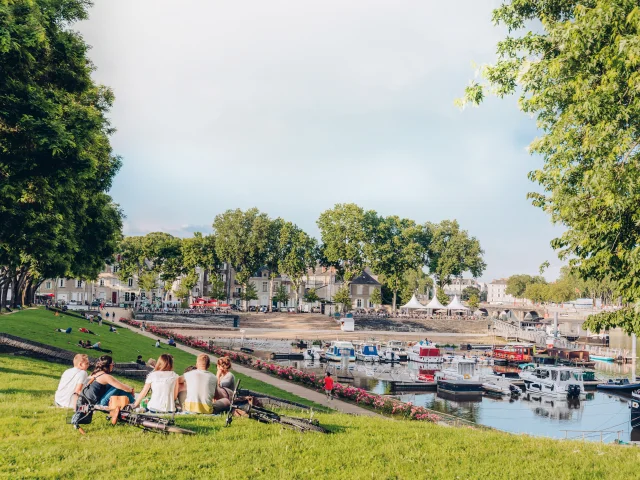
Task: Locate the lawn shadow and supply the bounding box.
[0,367,60,380]
[0,388,56,397]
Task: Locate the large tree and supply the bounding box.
[505,274,546,299]
[317,203,376,285]
[399,268,434,306]
[366,215,430,312]
[278,221,318,311]
[426,220,486,290]
[182,232,220,300]
[0,0,123,310]
[212,208,271,310]
[459,0,640,334]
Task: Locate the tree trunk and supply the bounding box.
[392,289,397,313]
[269,275,275,312]
[0,280,8,313]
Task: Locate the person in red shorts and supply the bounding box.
[323,371,334,401]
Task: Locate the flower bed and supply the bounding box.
[119,317,440,423]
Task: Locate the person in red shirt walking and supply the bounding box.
[323,372,334,401]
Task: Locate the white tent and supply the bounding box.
[400,294,426,310]
[425,296,446,311]
[446,295,469,312]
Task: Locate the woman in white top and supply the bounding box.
[132,353,179,413]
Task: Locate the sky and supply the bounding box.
[76,0,565,282]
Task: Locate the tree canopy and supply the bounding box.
[459,1,640,333]
[0,0,123,309]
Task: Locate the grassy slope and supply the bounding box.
[2,355,640,480]
[0,308,323,408]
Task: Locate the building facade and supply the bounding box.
[487,278,529,305]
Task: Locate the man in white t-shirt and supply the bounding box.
[183,354,217,414]
[54,354,90,408]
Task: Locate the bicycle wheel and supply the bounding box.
[165,426,196,435]
[279,416,329,434]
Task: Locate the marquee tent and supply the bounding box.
[446,295,469,312]
[400,294,426,310]
[424,295,446,312]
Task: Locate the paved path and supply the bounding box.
[118,320,378,416]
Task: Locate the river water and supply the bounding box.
[277,358,638,443]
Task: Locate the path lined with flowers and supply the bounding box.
[117,318,379,416]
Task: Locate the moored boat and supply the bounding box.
[597,378,640,393]
[590,355,615,362]
[325,341,356,362]
[302,346,324,361]
[355,343,380,362]
[520,365,585,399]
[481,374,522,397]
[630,390,640,429]
[492,343,535,364]
[408,342,443,364]
[435,360,483,396]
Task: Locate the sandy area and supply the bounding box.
[165,312,497,345]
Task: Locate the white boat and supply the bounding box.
[325,341,356,362]
[481,374,522,397]
[379,346,408,362]
[407,342,443,364]
[520,366,585,399]
[435,360,483,395]
[355,343,380,362]
[302,346,324,361]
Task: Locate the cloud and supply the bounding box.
[78,0,563,281]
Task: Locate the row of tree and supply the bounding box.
[116,205,486,312]
[0,1,123,311]
[505,269,618,306]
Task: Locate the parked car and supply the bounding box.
[91,301,100,307]
[230,304,240,311]
[104,302,113,307]
[259,306,268,313]
[248,306,257,312]
[287,307,296,313]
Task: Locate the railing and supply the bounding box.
[560,429,624,443]
[493,319,547,344]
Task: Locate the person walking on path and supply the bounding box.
[323,372,334,401]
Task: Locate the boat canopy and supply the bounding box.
[446,295,469,311]
[362,345,378,355]
[419,347,441,357]
[400,294,425,310]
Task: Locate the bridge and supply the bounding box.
[492,319,547,344]
[480,304,544,322]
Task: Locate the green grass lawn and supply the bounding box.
[0,308,324,408]
[2,355,640,480]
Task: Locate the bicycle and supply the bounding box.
[225,380,328,434]
[72,403,196,435]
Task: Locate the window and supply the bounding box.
[45,281,51,289]
[356,299,362,308]
[262,282,267,292]
[551,371,558,381]
[236,287,241,294]
[113,265,119,273]
[77,280,82,288]
[221,274,226,282]
[131,293,136,302]
[128,278,133,287]
[59,279,65,288]
[99,279,104,287]
[560,370,570,381]
[357,285,363,295]
[369,301,373,308]
[125,292,130,302]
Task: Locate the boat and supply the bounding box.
[416,369,436,383]
[630,390,640,429]
[302,346,324,361]
[355,343,380,362]
[597,378,640,393]
[590,355,615,362]
[481,374,522,397]
[379,346,406,362]
[407,342,443,364]
[325,341,356,362]
[520,365,585,399]
[435,360,483,396]
[492,343,535,364]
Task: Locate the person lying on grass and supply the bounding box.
[54,354,90,408]
[55,327,72,334]
[182,355,218,414]
[79,327,96,335]
[86,341,112,354]
[132,354,179,414]
[83,355,135,406]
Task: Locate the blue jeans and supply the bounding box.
[98,387,135,406]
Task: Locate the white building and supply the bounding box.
[442,278,482,297]
[487,278,529,305]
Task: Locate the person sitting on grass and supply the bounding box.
[55,327,72,334]
[54,354,90,408]
[147,358,157,368]
[82,355,135,406]
[79,327,95,335]
[109,325,117,333]
[168,336,176,347]
[132,354,179,413]
[135,355,146,366]
[183,355,217,414]
[177,365,196,411]
[212,356,236,413]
